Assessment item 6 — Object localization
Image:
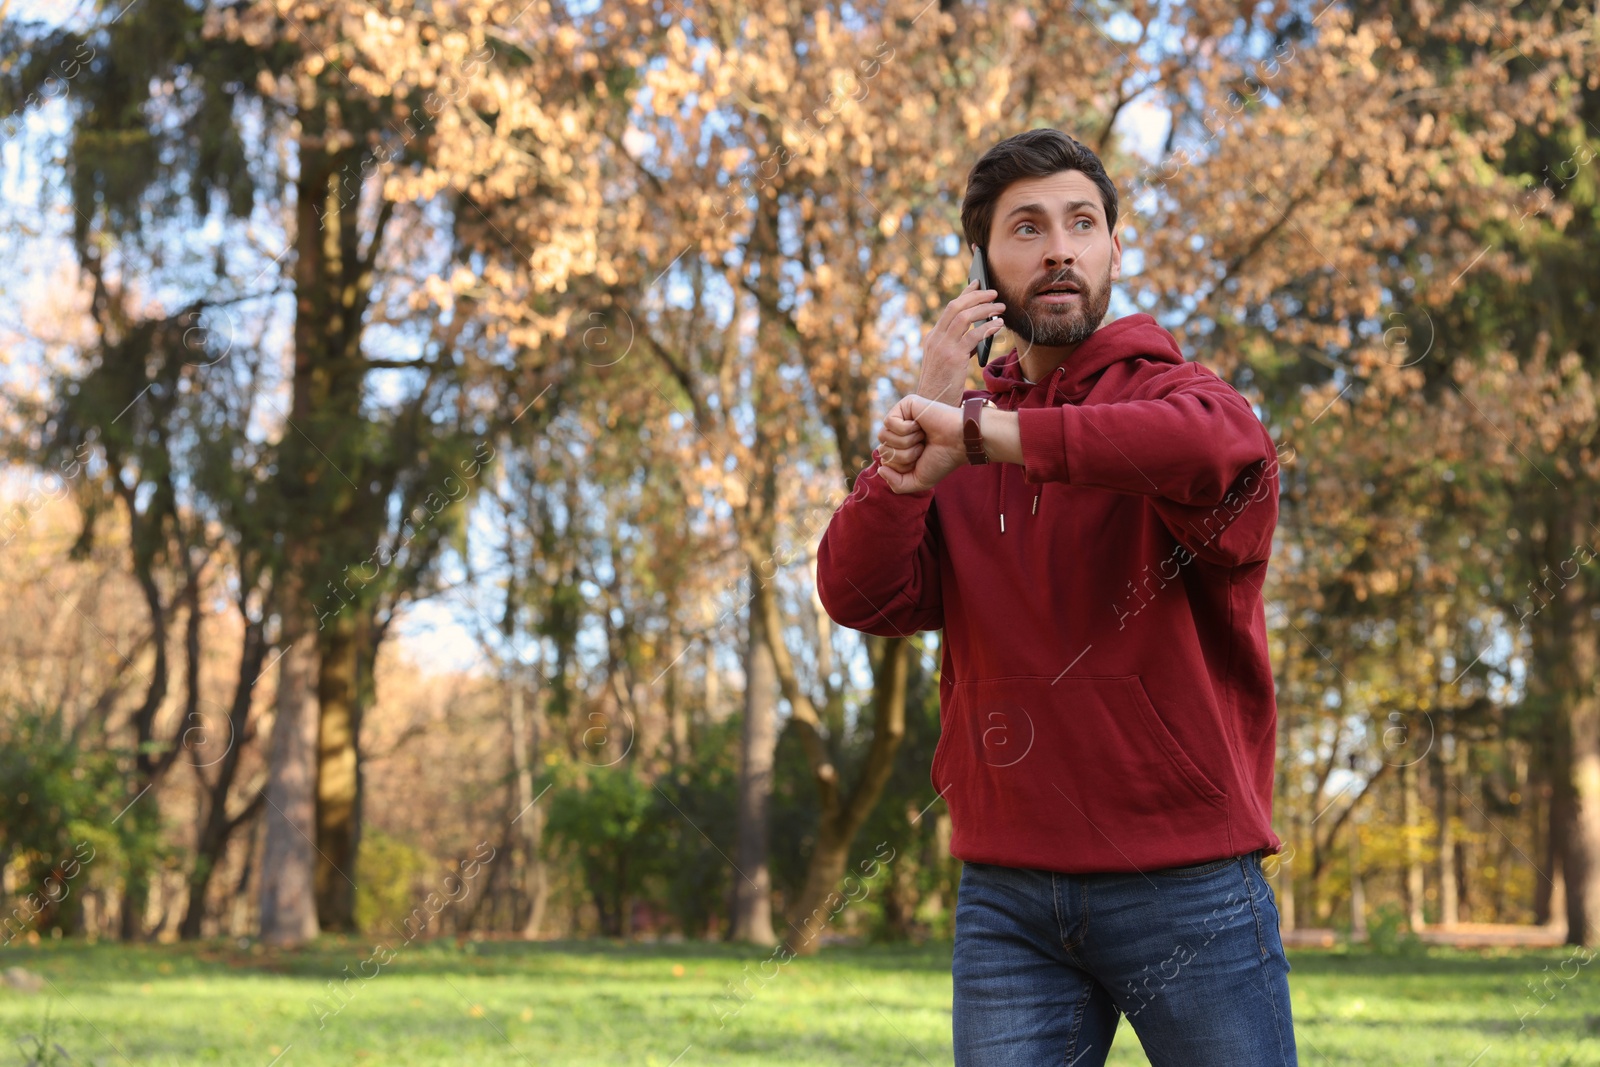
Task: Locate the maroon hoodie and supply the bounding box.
[816,313,1284,873]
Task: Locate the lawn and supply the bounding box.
[2,938,1597,1065]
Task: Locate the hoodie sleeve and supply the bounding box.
[815,448,945,636]
[1015,362,1278,566]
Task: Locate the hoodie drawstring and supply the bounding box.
[1029,368,1064,519]
[999,430,1007,533]
[1000,367,1063,531]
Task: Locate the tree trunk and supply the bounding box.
[704,637,720,727]
[1403,759,1426,930]
[731,563,778,945]
[118,874,149,942]
[230,805,265,936]
[1437,731,1459,928]
[781,634,909,956]
[314,615,363,931]
[180,615,269,939]
[259,582,321,946]
[116,511,190,941]
[1458,759,1477,920]
[1349,818,1366,941]
[1531,498,1600,947]
[289,122,387,937]
[509,670,549,939]
[666,628,690,764]
[632,676,662,776]
[1310,834,1331,926]
[787,820,854,948]
[1565,615,1600,946]
[882,851,917,940]
[1542,734,1571,929]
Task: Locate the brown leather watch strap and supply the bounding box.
[962,396,990,465]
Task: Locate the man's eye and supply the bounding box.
[1075,218,1094,230]
[1017,223,1038,235]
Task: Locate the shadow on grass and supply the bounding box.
[2,937,1587,984]
[1,934,957,984]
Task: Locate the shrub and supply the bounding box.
[354,828,437,935]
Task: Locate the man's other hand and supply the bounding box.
[876,395,967,494]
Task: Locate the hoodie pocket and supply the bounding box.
[931,674,1231,868]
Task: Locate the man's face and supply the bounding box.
[985,170,1122,352]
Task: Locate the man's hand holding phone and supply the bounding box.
[880,258,1005,490]
[915,275,1005,407]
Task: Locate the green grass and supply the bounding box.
[1,938,1597,1064]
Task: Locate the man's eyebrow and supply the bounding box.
[1002,199,1101,221]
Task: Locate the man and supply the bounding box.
[815,129,1297,1065]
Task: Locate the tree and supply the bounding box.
[0,0,625,939]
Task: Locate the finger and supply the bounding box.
[879,464,915,494]
[893,394,929,421]
[883,413,921,435]
[892,439,926,464]
[883,431,921,454]
[890,443,924,469]
[963,304,1006,331]
[934,281,966,327]
[961,317,1008,353]
[935,280,996,334]
[954,286,1001,315]
[962,311,1007,334]
[905,399,940,429]
[934,310,992,356]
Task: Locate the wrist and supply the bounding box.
[917,375,968,406]
[981,409,1023,466]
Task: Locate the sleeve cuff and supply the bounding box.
[1017,405,1073,484]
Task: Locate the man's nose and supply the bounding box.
[1043,239,1076,268]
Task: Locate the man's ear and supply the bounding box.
[1110,230,1123,282]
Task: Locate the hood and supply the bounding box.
[980,312,1183,408]
[973,313,1185,534]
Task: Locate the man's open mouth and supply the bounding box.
[1037,284,1081,302]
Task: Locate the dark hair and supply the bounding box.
[961,129,1119,251]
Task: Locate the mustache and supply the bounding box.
[1032,272,1086,294]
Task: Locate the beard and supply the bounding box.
[996,261,1113,349]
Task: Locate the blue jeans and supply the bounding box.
[952,849,1297,1066]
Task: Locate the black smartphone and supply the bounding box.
[967,243,996,368]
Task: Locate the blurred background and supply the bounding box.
[1,0,1597,1062]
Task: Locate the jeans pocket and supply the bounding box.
[1244,853,1291,970]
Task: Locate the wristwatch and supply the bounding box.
[962,396,995,465]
